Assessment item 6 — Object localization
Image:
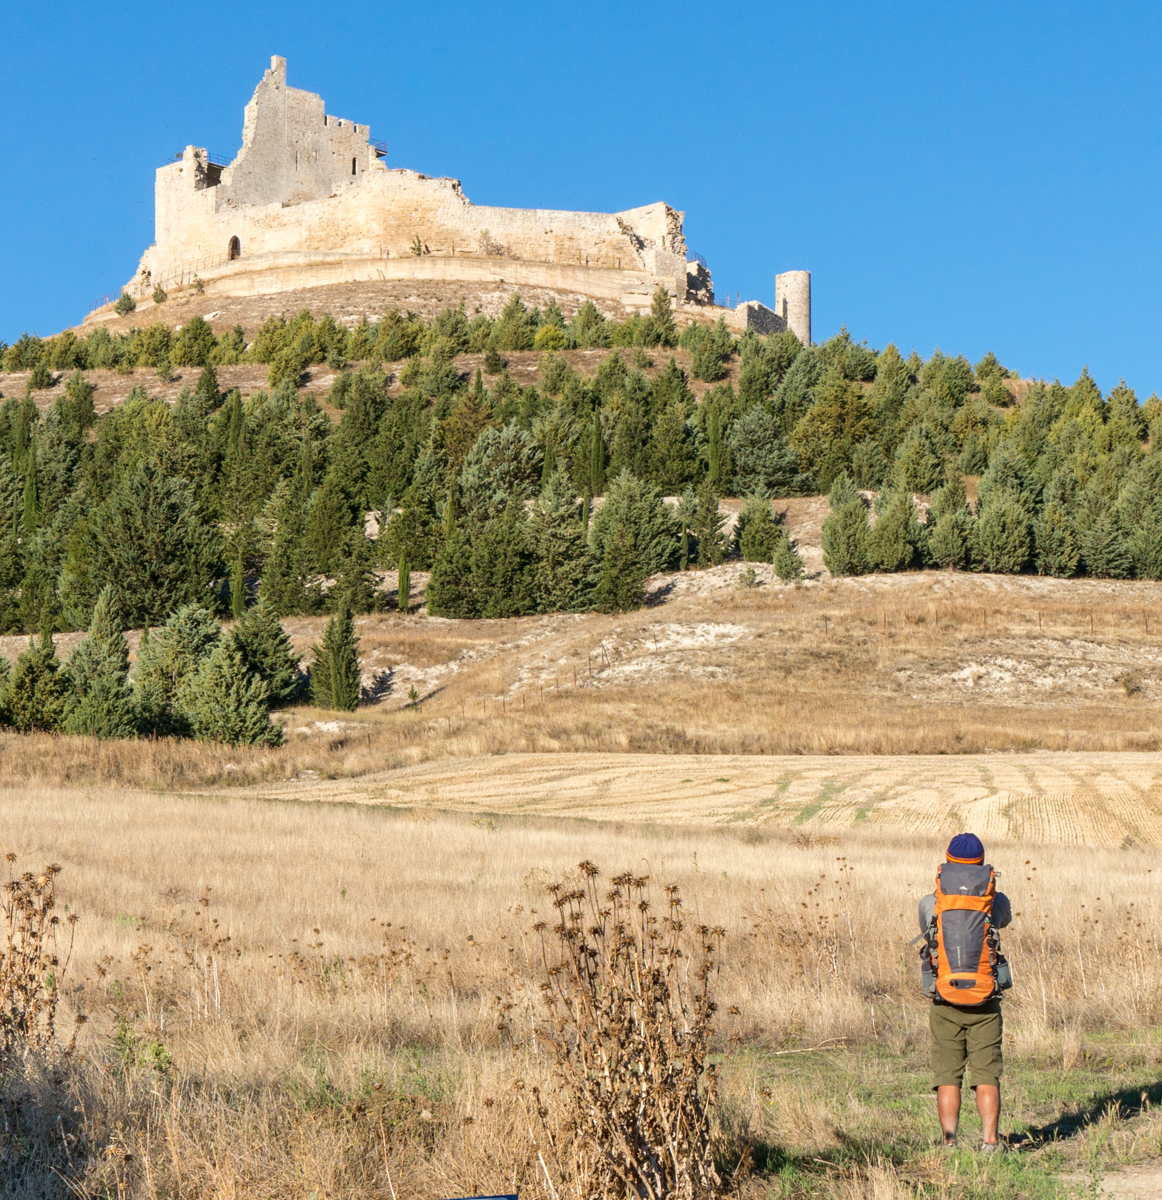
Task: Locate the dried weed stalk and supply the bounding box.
[529,861,726,1200]
[0,854,80,1073]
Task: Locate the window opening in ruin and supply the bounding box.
[228,236,241,261]
[352,157,357,175]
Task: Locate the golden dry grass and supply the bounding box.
[1,781,1158,1196]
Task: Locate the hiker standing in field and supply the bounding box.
[918,833,1013,1152]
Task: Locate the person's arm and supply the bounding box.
[919,893,935,936]
[993,891,1012,929]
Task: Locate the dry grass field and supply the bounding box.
[1,571,1162,1196]
[2,784,1162,1199]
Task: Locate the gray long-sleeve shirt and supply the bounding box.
[919,890,1011,937]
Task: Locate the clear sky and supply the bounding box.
[3,2,1160,396]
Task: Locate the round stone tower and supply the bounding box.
[775,270,811,345]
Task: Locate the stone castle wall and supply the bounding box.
[126,56,797,336]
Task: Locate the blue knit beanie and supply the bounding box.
[946,833,984,864]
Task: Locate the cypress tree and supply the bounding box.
[1080,512,1132,578]
[310,606,361,711]
[398,551,411,614]
[648,285,677,348]
[707,404,723,489]
[593,526,645,613]
[234,600,302,705]
[691,482,728,567]
[177,634,283,746]
[866,489,923,572]
[231,552,246,619]
[427,528,477,618]
[675,488,696,571]
[22,439,38,534]
[1128,505,1162,580]
[588,411,606,496]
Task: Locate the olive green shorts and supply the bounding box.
[929,999,1003,1090]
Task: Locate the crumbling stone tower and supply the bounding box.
[775,271,811,345]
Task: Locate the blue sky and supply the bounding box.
[3,2,1160,396]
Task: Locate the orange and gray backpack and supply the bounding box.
[919,862,1010,1005]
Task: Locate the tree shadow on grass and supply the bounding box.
[1017,1079,1162,1147]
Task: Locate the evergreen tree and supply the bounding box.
[534,470,591,612]
[647,286,678,347]
[926,475,977,570]
[133,605,221,734]
[310,606,361,711]
[427,531,477,618]
[735,496,781,562]
[1079,511,1132,578]
[593,526,645,613]
[398,551,411,613]
[233,600,302,705]
[22,438,39,533]
[471,504,539,618]
[7,619,67,732]
[588,411,606,496]
[729,405,812,496]
[88,459,222,626]
[675,488,697,571]
[590,470,680,578]
[976,495,1031,574]
[176,634,283,746]
[706,403,724,489]
[1033,500,1080,577]
[894,424,945,494]
[820,474,870,577]
[866,489,923,572]
[691,482,728,567]
[231,552,246,619]
[772,534,806,582]
[62,585,136,738]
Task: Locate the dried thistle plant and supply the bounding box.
[528,861,725,1200]
[0,854,81,1073]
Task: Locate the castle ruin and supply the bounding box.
[126,56,811,343]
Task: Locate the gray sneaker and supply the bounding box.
[980,1140,1006,1154]
[941,1135,958,1151]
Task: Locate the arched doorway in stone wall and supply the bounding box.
[228,236,241,261]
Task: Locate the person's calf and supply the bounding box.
[973,1084,1001,1144]
[936,1085,962,1144]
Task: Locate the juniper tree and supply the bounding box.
[729,405,812,496]
[772,533,806,581]
[233,600,302,706]
[310,606,361,711]
[471,503,539,618]
[675,488,697,571]
[590,470,680,579]
[735,496,781,563]
[6,619,67,732]
[866,489,923,572]
[177,634,283,746]
[820,473,870,577]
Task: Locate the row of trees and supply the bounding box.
[2,289,685,384]
[0,585,365,744]
[2,289,1161,644]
